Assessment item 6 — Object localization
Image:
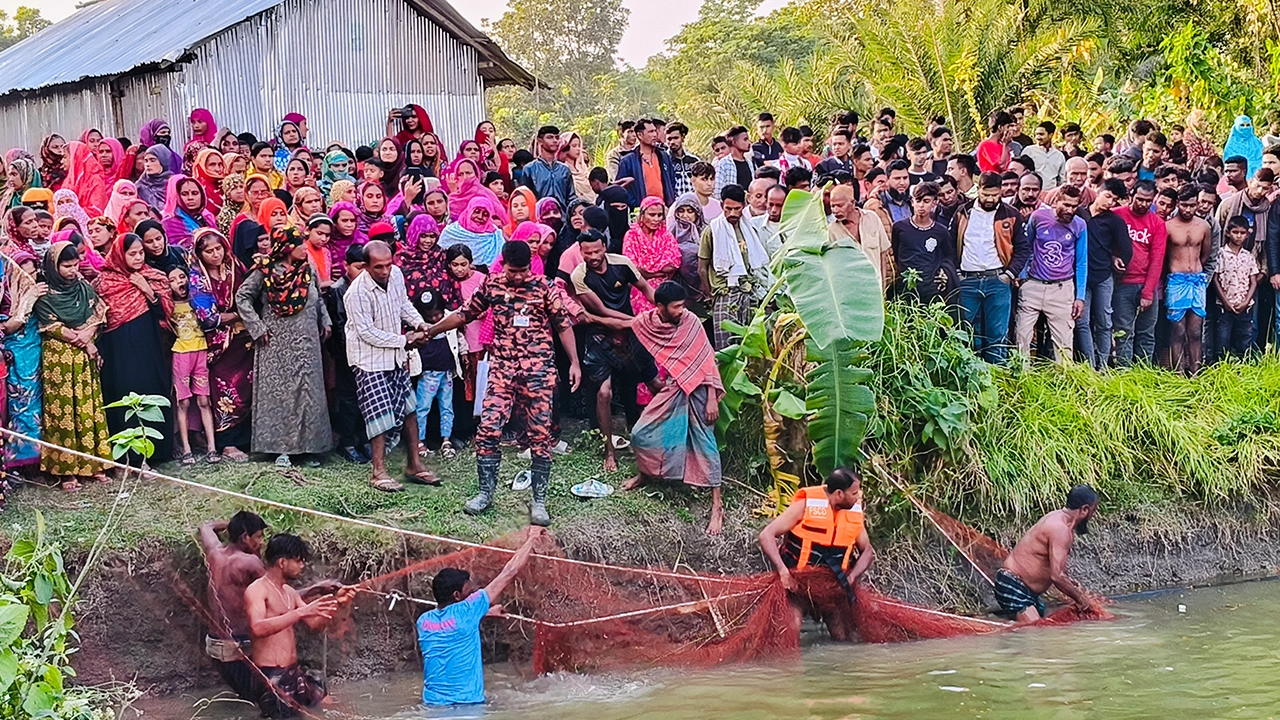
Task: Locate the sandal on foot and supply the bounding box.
[91,473,111,484]
[206,451,222,464]
[223,448,250,463]
[181,453,197,466]
[440,440,458,460]
[404,469,441,487]
[61,478,82,492]
[369,474,404,493]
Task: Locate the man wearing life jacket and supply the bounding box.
[759,467,875,640]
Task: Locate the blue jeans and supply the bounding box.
[959,274,1012,363]
[1075,275,1114,369]
[1217,303,1257,358]
[416,371,455,441]
[1112,282,1159,366]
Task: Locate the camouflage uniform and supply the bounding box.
[459,273,571,525]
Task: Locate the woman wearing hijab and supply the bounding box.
[4,206,40,257]
[623,196,681,316]
[421,132,447,178]
[102,179,139,225]
[192,148,226,216]
[136,218,188,274]
[223,150,247,177]
[62,141,108,214]
[117,199,153,234]
[217,174,246,236]
[375,137,405,197]
[189,227,253,461]
[229,175,272,239]
[52,189,92,235]
[215,128,239,155]
[355,181,391,243]
[288,187,324,229]
[271,121,306,172]
[439,196,505,267]
[95,137,130,187]
[327,178,356,208]
[188,108,217,148]
[423,187,449,227]
[234,226,332,467]
[388,171,428,221]
[136,145,176,210]
[0,247,43,474]
[398,213,460,311]
[666,192,709,300]
[231,219,267,271]
[504,186,537,239]
[81,128,103,153]
[139,118,172,150]
[161,175,216,249]
[443,158,502,223]
[559,132,595,203]
[319,150,355,197]
[327,201,361,275]
[39,134,68,191]
[94,232,175,464]
[34,241,111,489]
[596,184,632,253]
[3,157,41,210]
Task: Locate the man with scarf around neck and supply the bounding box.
[426,241,580,526]
[997,484,1101,624]
[697,184,769,350]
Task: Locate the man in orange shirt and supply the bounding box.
[615,118,676,208]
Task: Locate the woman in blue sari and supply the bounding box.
[0,248,42,476]
[439,196,505,267]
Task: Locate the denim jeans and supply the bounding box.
[959,274,1012,363]
[1075,275,1114,369]
[416,371,455,441]
[1112,282,1160,366]
[1217,304,1257,358]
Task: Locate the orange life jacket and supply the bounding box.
[785,486,865,571]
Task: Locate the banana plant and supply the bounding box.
[717,188,884,512]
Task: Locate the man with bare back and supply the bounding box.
[996,484,1100,624]
[1165,185,1213,374]
[199,511,268,701]
[244,533,355,718]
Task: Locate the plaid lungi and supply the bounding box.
[354,367,414,447]
[711,288,753,351]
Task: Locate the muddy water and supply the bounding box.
[134,580,1280,719]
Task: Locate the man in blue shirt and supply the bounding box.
[417,527,544,706]
[522,125,576,209]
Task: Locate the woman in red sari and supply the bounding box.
[188,227,253,461]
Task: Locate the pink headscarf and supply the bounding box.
[188,108,217,146]
[104,180,139,224]
[446,158,505,223]
[96,137,126,182]
[53,189,91,233]
[458,196,502,234]
[508,221,554,275]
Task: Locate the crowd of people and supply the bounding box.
[0,103,1267,528]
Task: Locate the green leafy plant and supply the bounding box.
[103,392,169,463]
[0,512,136,719]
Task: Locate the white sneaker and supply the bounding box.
[552,440,571,455]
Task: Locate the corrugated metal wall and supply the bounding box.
[0,0,486,153]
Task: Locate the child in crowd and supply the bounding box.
[361,159,385,186]
[33,210,55,256]
[169,266,219,464]
[416,296,464,459]
[447,245,488,405]
[1213,216,1262,358]
[326,243,370,464]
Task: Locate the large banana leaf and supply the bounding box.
[806,343,875,476]
[776,190,885,349]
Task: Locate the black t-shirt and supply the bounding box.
[418,335,454,372]
[909,170,939,187]
[734,159,753,189]
[752,138,783,162]
[570,254,642,315]
[1083,208,1133,281]
[890,218,957,295]
[930,157,950,177]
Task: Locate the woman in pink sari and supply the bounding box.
[622,196,681,315]
[62,141,108,215]
[444,158,505,224]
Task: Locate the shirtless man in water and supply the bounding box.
[997,484,1101,623]
[1164,185,1212,375]
[245,533,355,718]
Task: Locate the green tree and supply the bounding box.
[0,7,50,52]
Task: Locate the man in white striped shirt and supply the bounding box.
[345,241,435,492]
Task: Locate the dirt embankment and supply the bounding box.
[73,506,1280,694]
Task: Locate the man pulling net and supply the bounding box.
[758,468,876,640]
[997,484,1102,623]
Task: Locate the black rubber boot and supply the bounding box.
[529,456,552,526]
[465,455,500,515]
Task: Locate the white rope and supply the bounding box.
[0,428,742,584]
[359,586,769,628]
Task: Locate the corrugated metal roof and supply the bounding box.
[0,0,539,98]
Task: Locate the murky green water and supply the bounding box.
[136,580,1280,719]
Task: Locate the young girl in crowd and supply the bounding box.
[168,265,219,465]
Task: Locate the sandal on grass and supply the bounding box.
[91,473,111,484]
[181,453,197,466]
[223,447,249,463]
[404,469,441,487]
[206,451,222,464]
[369,473,404,493]
[61,478,82,492]
[440,440,458,460]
